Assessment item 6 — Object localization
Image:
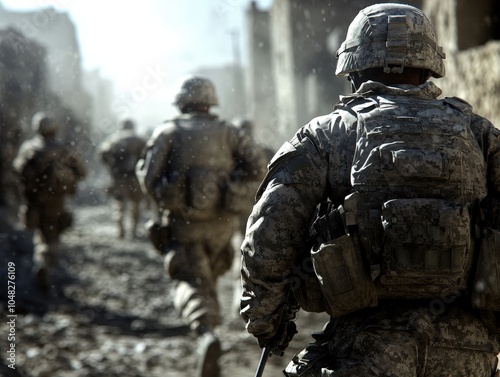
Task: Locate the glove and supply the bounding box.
[258,320,298,356]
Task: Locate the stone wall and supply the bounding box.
[424,0,500,128]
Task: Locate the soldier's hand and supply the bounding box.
[258,321,297,356]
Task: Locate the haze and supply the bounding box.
[1,0,273,128]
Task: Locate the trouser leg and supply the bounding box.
[165,242,220,332]
[131,200,140,238]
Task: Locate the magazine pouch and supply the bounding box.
[311,232,378,318]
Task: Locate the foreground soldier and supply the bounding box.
[14,112,86,289]
[241,3,500,376]
[136,76,267,377]
[98,119,146,238]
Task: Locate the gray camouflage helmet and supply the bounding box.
[121,119,135,130]
[335,3,445,78]
[173,76,219,109]
[31,111,58,135]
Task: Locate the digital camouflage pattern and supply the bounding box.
[240,81,500,375]
[285,302,499,376]
[137,111,267,332]
[335,3,445,77]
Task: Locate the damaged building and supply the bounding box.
[245,0,500,147]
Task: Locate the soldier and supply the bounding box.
[240,3,500,377]
[98,119,146,239]
[13,112,86,289]
[232,118,274,237]
[136,76,267,377]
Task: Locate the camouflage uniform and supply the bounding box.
[13,112,86,288]
[137,76,267,377]
[240,4,500,376]
[98,120,146,238]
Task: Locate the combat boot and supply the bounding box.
[196,331,221,377]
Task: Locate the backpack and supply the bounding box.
[158,118,235,220]
[344,95,487,299]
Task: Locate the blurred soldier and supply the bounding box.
[98,119,146,239]
[0,111,23,231]
[13,112,86,289]
[232,118,274,236]
[137,76,267,377]
[241,3,500,376]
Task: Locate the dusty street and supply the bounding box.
[0,200,329,377]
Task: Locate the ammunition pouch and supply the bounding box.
[377,199,471,298]
[284,322,336,377]
[284,342,329,377]
[154,176,184,212]
[187,168,222,212]
[309,204,377,317]
[312,233,378,318]
[471,227,500,310]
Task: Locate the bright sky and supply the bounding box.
[1,0,273,129]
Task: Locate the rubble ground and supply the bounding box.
[0,202,329,377]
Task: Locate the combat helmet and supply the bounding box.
[173,76,219,110]
[31,111,58,135]
[335,3,445,78]
[121,119,135,130]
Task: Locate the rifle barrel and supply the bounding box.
[254,346,271,377]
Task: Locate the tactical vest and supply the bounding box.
[344,95,487,299]
[163,117,234,220]
[22,146,79,200]
[108,136,144,175]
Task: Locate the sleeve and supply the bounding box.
[221,126,269,214]
[240,117,338,341]
[472,116,500,229]
[135,125,173,199]
[230,126,268,183]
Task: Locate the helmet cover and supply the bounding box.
[335,3,445,78]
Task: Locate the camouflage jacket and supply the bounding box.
[240,81,500,340]
[99,130,146,179]
[13,134,87,201]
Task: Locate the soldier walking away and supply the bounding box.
[232,117,274,237]
[98,119,147,239]
[136,75,267,377]
[240,3,500,377]
[13,112,86,290]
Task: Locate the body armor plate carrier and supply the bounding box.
[345,95,487,299]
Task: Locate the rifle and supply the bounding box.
[254,346,271,377]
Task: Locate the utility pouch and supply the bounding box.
[311,232,378,318]
[471,227,500,310]
[146,219,171,255]
[284,342,329,377]
[154,175,184,211]
[378,199,471,298]
[187,168,221,212]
